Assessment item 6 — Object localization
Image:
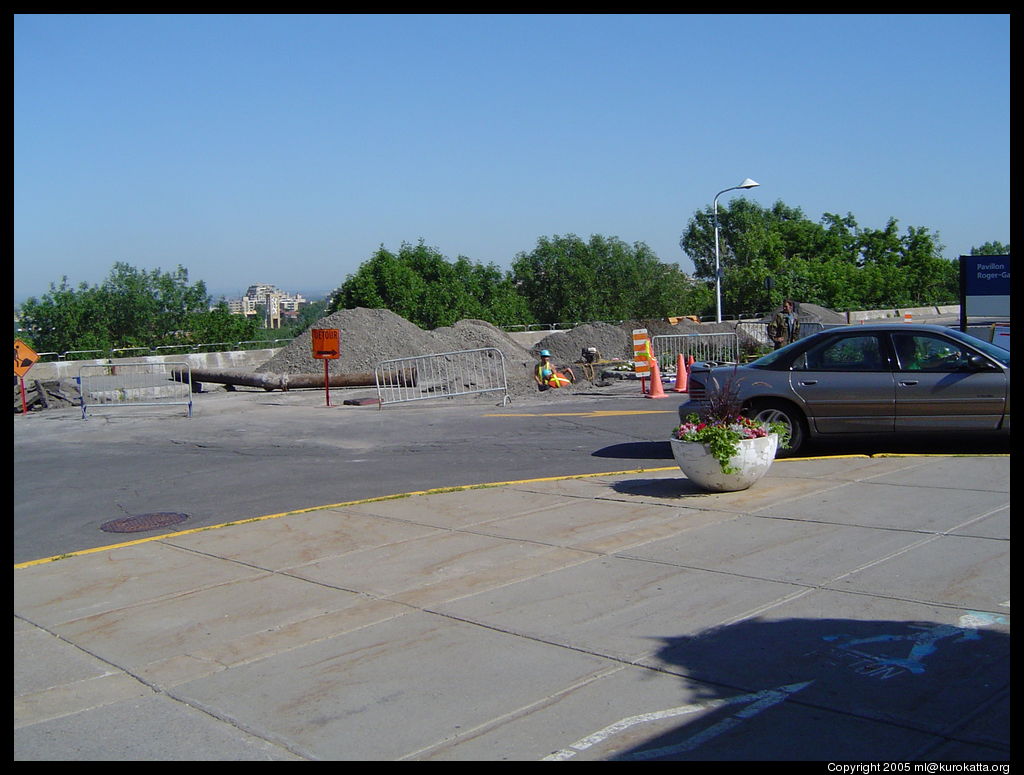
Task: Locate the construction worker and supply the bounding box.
[535,350,575,390]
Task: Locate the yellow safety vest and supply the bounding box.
[537,363,571,388]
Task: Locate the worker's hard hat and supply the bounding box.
[539,350,551,357]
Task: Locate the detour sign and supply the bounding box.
[311,329,340,360]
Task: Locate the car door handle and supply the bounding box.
[898,380,919,386]
[798,380,818,386]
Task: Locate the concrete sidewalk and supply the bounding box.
[14,455,1010,761]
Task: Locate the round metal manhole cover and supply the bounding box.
[100,512,190,534]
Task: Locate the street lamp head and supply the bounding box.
[737,178,760,189]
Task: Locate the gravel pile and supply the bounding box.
[533,322,632,364]
[260,308,446,375]
[258,308,544,400]
[258,304,848,402]
[758,301,848,325]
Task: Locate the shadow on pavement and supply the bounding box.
[609,477,706,497]
[592,440,673,460]
[608,616,1010,761]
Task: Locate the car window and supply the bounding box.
[795,335,884,372]
[892,333,971,372]
[944,328,1010,367]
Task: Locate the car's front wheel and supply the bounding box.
[746,400,808,457]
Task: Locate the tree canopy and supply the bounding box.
[970,241,1010,256]
[327,240,533,329]
[18,262,258,354]
[18,199,994,355]
[679,199,960,316]
[509,234,701,324]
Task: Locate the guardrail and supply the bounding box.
[31,339,295,363]
[375,348,511,408]
[79,362,194,419]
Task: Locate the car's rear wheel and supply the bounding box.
[746,400,808,457]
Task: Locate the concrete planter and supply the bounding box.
[670,433,779,492]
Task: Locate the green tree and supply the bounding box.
[329,241,533,329]
[289,298,330,333]
[185,302,260,345]
[970,241,1010,255]
[18,262,258,354]
[510,234,698,323]
[680,200,957,315]
[18,278,111,354]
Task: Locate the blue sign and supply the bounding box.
[961,255,1010,318]
[963,255,1010,295]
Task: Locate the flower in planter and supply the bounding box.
[671,368,789,474]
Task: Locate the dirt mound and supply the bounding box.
[758,302,847,324]
[533,322,632,364]
[258,304,848,402]
[260,308,444,375]
[259,308,541,399]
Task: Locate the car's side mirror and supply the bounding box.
[965,354,998,372]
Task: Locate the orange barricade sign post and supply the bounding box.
[311,329,340,406]
[632,329,650,394]
[14,339,39,415]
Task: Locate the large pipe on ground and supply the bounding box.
[171,368,416,391]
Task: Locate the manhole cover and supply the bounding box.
[100,512,190,533]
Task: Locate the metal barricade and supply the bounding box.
[651,332,740,366]
[79,362,193,419]
[737,320,847,348]
[736,322,772,348]
[375,348,511,407]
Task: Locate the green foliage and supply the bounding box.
[510,234,699,323]
[673,415,789,474]
[17,262,257,353]
[680,200,959,315]
[970,241,1010,255]
[289,298,330,334]
[186,302,260,345]
[328,240,533,329]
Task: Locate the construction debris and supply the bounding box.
[14,379,81,413]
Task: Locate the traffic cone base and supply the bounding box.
[646,357,668,399]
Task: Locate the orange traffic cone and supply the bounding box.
[672,353,687,393]
[645,357,668,399]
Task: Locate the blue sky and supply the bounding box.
[14,13,1010,302]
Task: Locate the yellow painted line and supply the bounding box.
[14,451,1006,570]
[871,452,1010,458]
[12,466,675,570]
[484,410,674,418]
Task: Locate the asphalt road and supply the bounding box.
[14,384,678,564]
[13,379,1010,566]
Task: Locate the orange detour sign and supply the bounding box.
[311,329,340,407]
[14,339,38,378]
[311,329,340,359]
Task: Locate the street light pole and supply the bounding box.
[713,178,760,323]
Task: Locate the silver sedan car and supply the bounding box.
[678,323,1010,456]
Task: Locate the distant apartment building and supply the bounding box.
[226,284,307,328]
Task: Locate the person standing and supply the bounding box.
[768,299,800,349]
